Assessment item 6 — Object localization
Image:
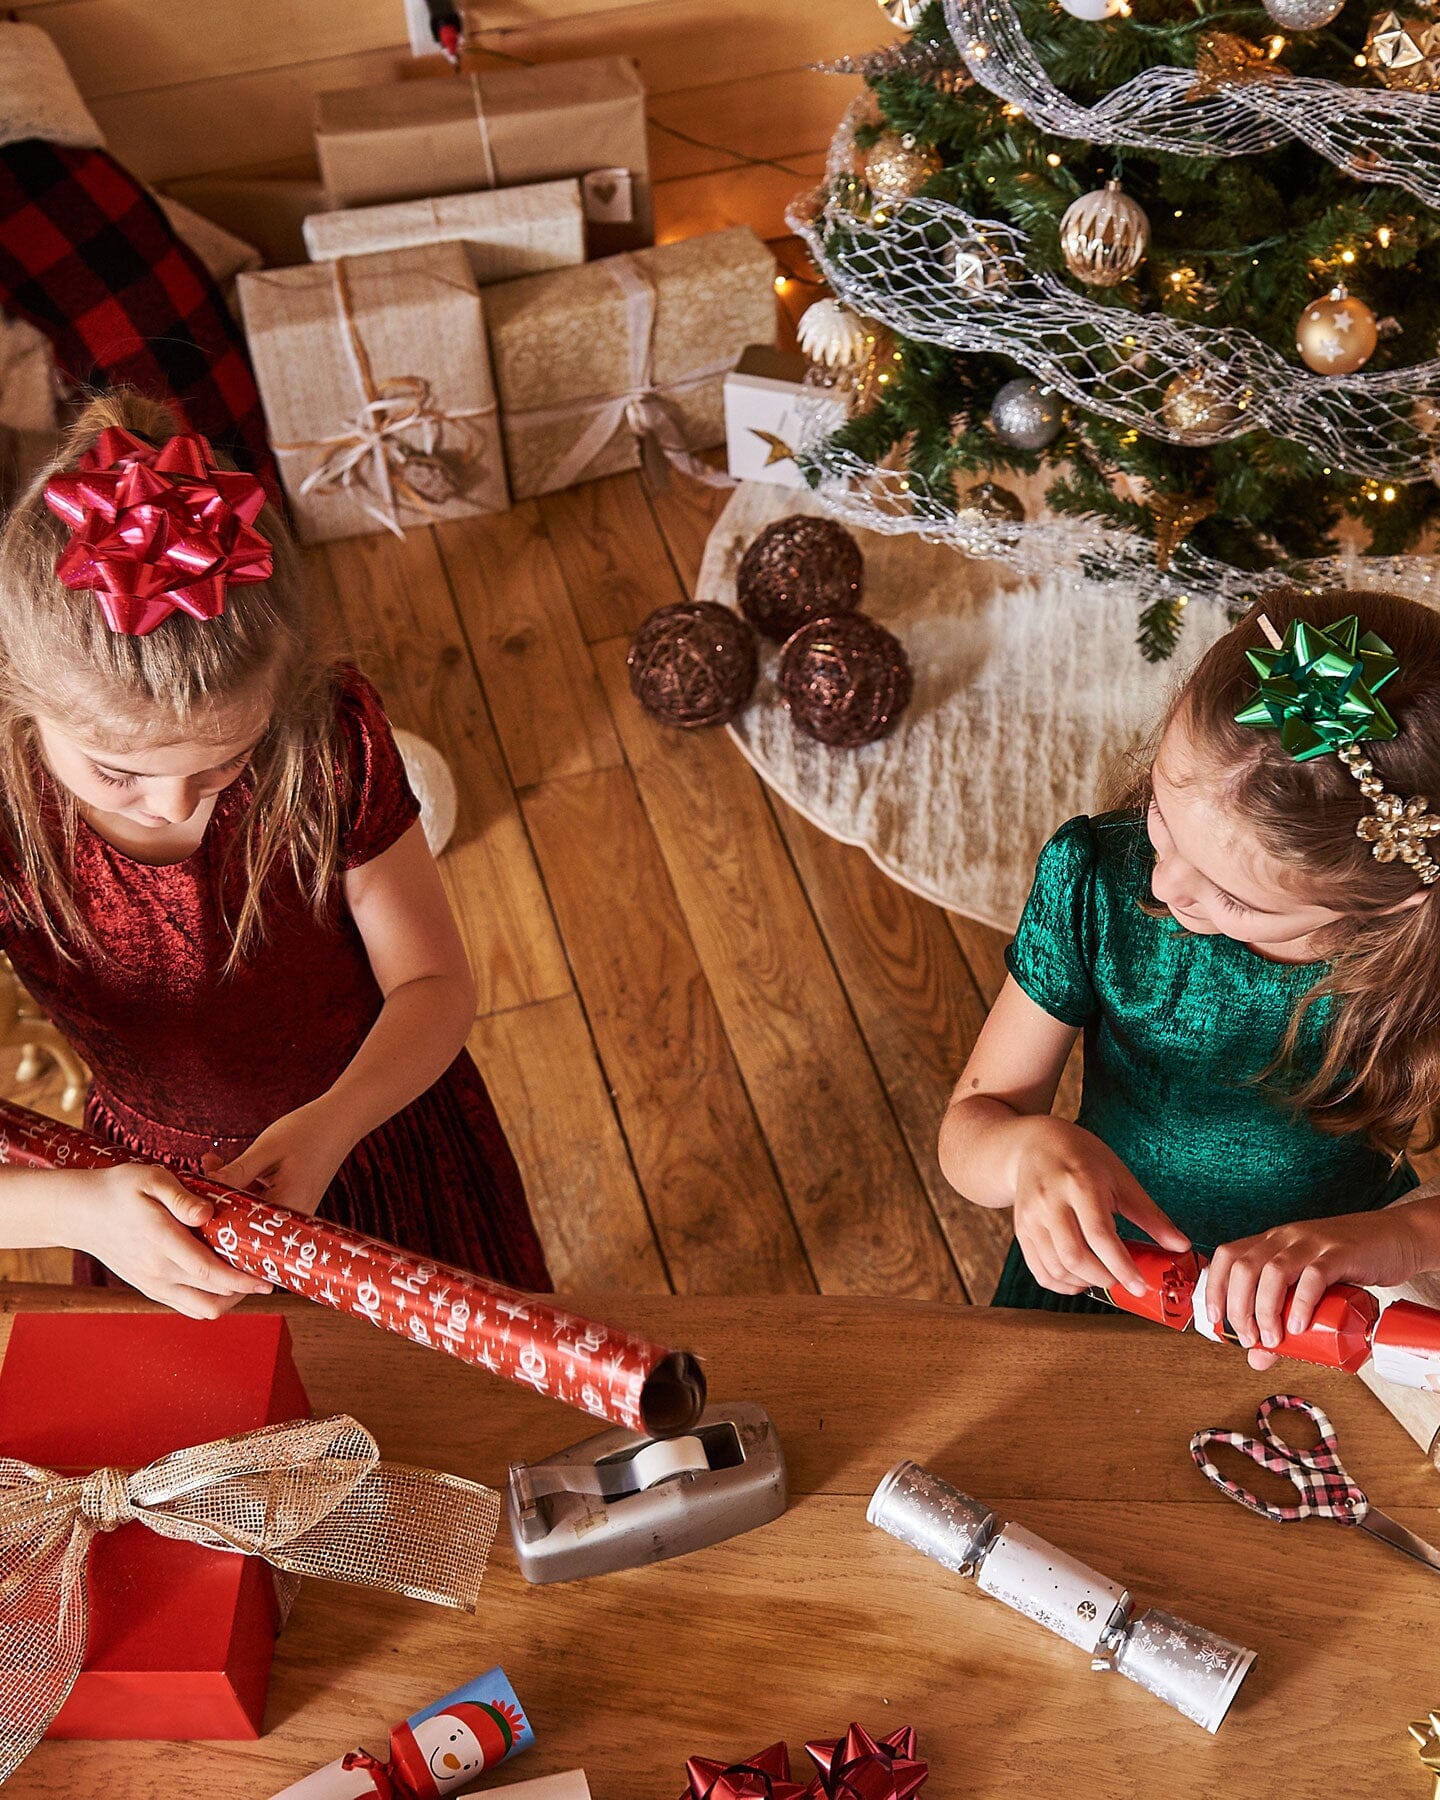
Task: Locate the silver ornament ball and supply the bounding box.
[1262,0,1345,25]
[991,377,1064,449]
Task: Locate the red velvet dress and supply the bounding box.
[3,670,552,1291]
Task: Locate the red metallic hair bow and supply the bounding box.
[43,427,273,636]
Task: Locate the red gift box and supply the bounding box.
[0,1312,310,1740]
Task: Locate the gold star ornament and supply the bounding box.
[748,429,797,468]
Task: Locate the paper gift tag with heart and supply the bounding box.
[582,167,634,224]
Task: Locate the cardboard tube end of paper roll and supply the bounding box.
[639,1351,706,1437]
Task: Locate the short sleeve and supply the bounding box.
[335,669,422,871]
[1004,815,1100,1028]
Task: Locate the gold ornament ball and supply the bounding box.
[953,478,1026,524]
[864,132,944,203]
[1161,368,1241,439]
[1365,8,1440,89]
[1059,181,1151,287]
[1296,286,1379,373]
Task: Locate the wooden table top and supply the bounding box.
[6,1283,1439,1798]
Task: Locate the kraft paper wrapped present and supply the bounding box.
[314,57,651,256]
[237,240,508,543]
[486,226,778,501]
[302,179,585,285]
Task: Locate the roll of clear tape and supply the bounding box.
[627,1434,709,1491]
[867,1461,1256,1733]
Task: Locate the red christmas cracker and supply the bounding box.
[0,1100,704,1436]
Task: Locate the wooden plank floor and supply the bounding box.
[0,469,1018,1304]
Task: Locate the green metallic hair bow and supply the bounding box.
[1234,613,1400,762]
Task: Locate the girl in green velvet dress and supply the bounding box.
[939,587,1440,1369]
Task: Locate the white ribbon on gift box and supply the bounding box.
[508,256,736,494]
[467,74,500,189]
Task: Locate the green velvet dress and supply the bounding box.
[991,811,1416,1311]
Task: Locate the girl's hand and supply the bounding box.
[1011,1116,1191,1296]
[1207,1207,1432,1370]
[205,1102,353,1219]
[68,1164,272,1319]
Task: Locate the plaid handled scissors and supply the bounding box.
[1191,1393,1440,1574]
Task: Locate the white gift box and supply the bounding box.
[303,180,586,286]
[723,345,847,489]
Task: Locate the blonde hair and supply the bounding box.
[1110,586,1440,1158]
[0,390,346,969]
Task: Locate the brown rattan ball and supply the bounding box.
[627,601,758,729]
[736,514,864,642]
[777,613,912,748]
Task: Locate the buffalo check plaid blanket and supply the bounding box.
[0,139,279,501]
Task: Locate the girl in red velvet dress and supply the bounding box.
[0,391,552,1313]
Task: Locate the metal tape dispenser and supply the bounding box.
[506,1401,786,1583]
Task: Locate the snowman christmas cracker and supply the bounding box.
[271,1669,533,1798]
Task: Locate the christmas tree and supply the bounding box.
[794,0,1440,658]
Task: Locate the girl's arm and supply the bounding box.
[1208,1186,1440,1367]
[210,821,476,1212]
[940,976,1188,1297]
[0,1162,270,1317]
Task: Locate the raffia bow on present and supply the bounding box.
[511,255,737,494]
[275,259,497,538]
[0,1413,499,1785]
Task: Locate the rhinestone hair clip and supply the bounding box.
[1242,612,1440,887]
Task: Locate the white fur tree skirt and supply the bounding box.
[705,482,1231,931]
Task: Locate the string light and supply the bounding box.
[774,275,790,293]
[1340,248,1356,264]
[1354,51,1368,66]
[1383,485,1398,501]
[1267,35,1285,55]
[1378,225,1393,247]
[1046,152,1063,167]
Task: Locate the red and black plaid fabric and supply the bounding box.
[0,139,279,501]
[1190,1392,1369,1524]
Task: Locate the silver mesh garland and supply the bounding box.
[786,388,1440,615]
[795,192,1440,482]
[946,0,1440,211]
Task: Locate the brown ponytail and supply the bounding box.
[1111,585,1440,1158]
[0,388,347,969]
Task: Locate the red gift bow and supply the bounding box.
[804,1725,928,1800]
[43,426,273,636]
[681,1742,812,1800]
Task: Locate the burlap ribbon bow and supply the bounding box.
[0,1413,499,1784]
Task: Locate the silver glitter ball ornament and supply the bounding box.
[1059,180,1150,287]
[990,377,1064,449]
[1262,0,1345,25]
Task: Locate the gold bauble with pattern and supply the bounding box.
[863,132,944,204]
[1296,284,1379,373]
[1161,368,1242,439]
[1059,180,1151,287]
[1365,7,1440,88]
[953,478,1026,524]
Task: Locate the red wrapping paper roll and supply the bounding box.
[0,1100,704,1437]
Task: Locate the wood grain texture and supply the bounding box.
[319,529,572,1014]
[538,473,684,645]
[434,506,623,791]
[774,808,1014,1305]
[7,1286,1437,1800]
[644,464,732,594]
[522,765,814,1296]
[467,998,667,1292]
[594,641,962,1301]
